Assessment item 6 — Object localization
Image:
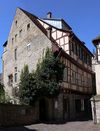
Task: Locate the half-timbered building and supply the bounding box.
[2,8,95,121]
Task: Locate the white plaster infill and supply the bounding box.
[90,95,100,124]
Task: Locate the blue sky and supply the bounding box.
[0,0,100,73]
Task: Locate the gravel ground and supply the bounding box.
[0,121,100,131]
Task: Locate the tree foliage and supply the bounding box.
[19,65,34,104]
[0,83,5,103]
[19,48,65,105]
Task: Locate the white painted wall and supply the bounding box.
[95,64,100,94]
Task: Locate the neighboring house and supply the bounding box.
[91,36,100,124]
[2,8,95,121]
[92,36,100,95]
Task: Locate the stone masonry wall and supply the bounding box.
[0,103,39,127]
[2,8,52,102]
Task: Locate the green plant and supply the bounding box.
[0,83,5,103]
[19,48,65,105]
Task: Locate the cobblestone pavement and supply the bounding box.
[0,121,100,131]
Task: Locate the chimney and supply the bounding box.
[47,12,52,19]
[46,12,52,39]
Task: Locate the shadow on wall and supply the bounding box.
[0,127,37,131]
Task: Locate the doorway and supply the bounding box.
[63,98,70,121]
[39,99,48,121]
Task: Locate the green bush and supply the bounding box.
[0,83,5,103]
[19,48,65,105]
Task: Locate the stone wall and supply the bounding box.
[0,103,39,127]
[2,8,52,102]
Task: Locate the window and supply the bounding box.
[71,43,74,51]
[81,99,85,111]
[86,54,87,64]
[15,34,17,42]
[79,47,84,60]
[27,43,31,51]
[14,48,17,60]
[15,20,17,26]
[75,99,84,112]
[12,38,14,44]
[14,67,17,83]
[8,74,13,86]
[75,44,77,55]
[79,47,82,59]
[83,51,85,61]
[15,67,17,72]
[89,56,92,66]
[14,73,17,83]
[77,44,79,57]
[72,71,76,84]
[75,99,81,112]
[27,23,30,30]
[19,29,22,37]
[63,67,68,81]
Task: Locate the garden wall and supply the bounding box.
[0,103,39,127]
